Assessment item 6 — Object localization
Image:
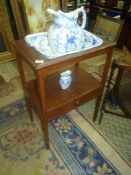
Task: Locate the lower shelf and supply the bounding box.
[45,66,102,119]
[25,66,103,120]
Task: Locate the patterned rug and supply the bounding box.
[79,61,131,167]
[0,61,130,174]
[0,60,22,107]
[0,99,130,175]
[78,100,131,167]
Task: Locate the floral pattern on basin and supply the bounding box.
[24,31,103,59]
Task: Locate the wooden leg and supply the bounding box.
[93,95,102,122]
[41,119,50,149]
[36,101,50,149]
[98,88,109,124]
[36,73,50,149]
[16,54,34,122]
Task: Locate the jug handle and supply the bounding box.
[47,8,60,16]
[76,7,86,29]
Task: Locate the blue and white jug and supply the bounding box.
[47,7,86,54]
[59,70,72,89]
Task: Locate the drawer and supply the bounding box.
[47,88,102,121]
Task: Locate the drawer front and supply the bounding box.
[47,88,102,121]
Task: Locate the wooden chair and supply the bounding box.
[99,58,131,123]
[81,14,124,73]
[92,14,130,122]
[93,14,124,60]
[93,14,124,43]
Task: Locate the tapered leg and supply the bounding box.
[93,95,102,122]
[16,54,34,122]
[36,72,50,149]
[94,50,114,123]
[41,120,50,149]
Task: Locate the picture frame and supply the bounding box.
[10,0,30,39]
[93,14,124,42]
[0,0,15,63]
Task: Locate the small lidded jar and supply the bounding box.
[59,70,72,90]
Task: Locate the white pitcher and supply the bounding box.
[47,7,86,54]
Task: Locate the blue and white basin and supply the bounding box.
[25,30,103,60]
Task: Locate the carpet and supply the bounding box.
[0,61,130,175]
[0,60,33,108]
[0,75,23,108]
[78,100,131,167]
[0,99,130,175]
[78,62,131,167]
